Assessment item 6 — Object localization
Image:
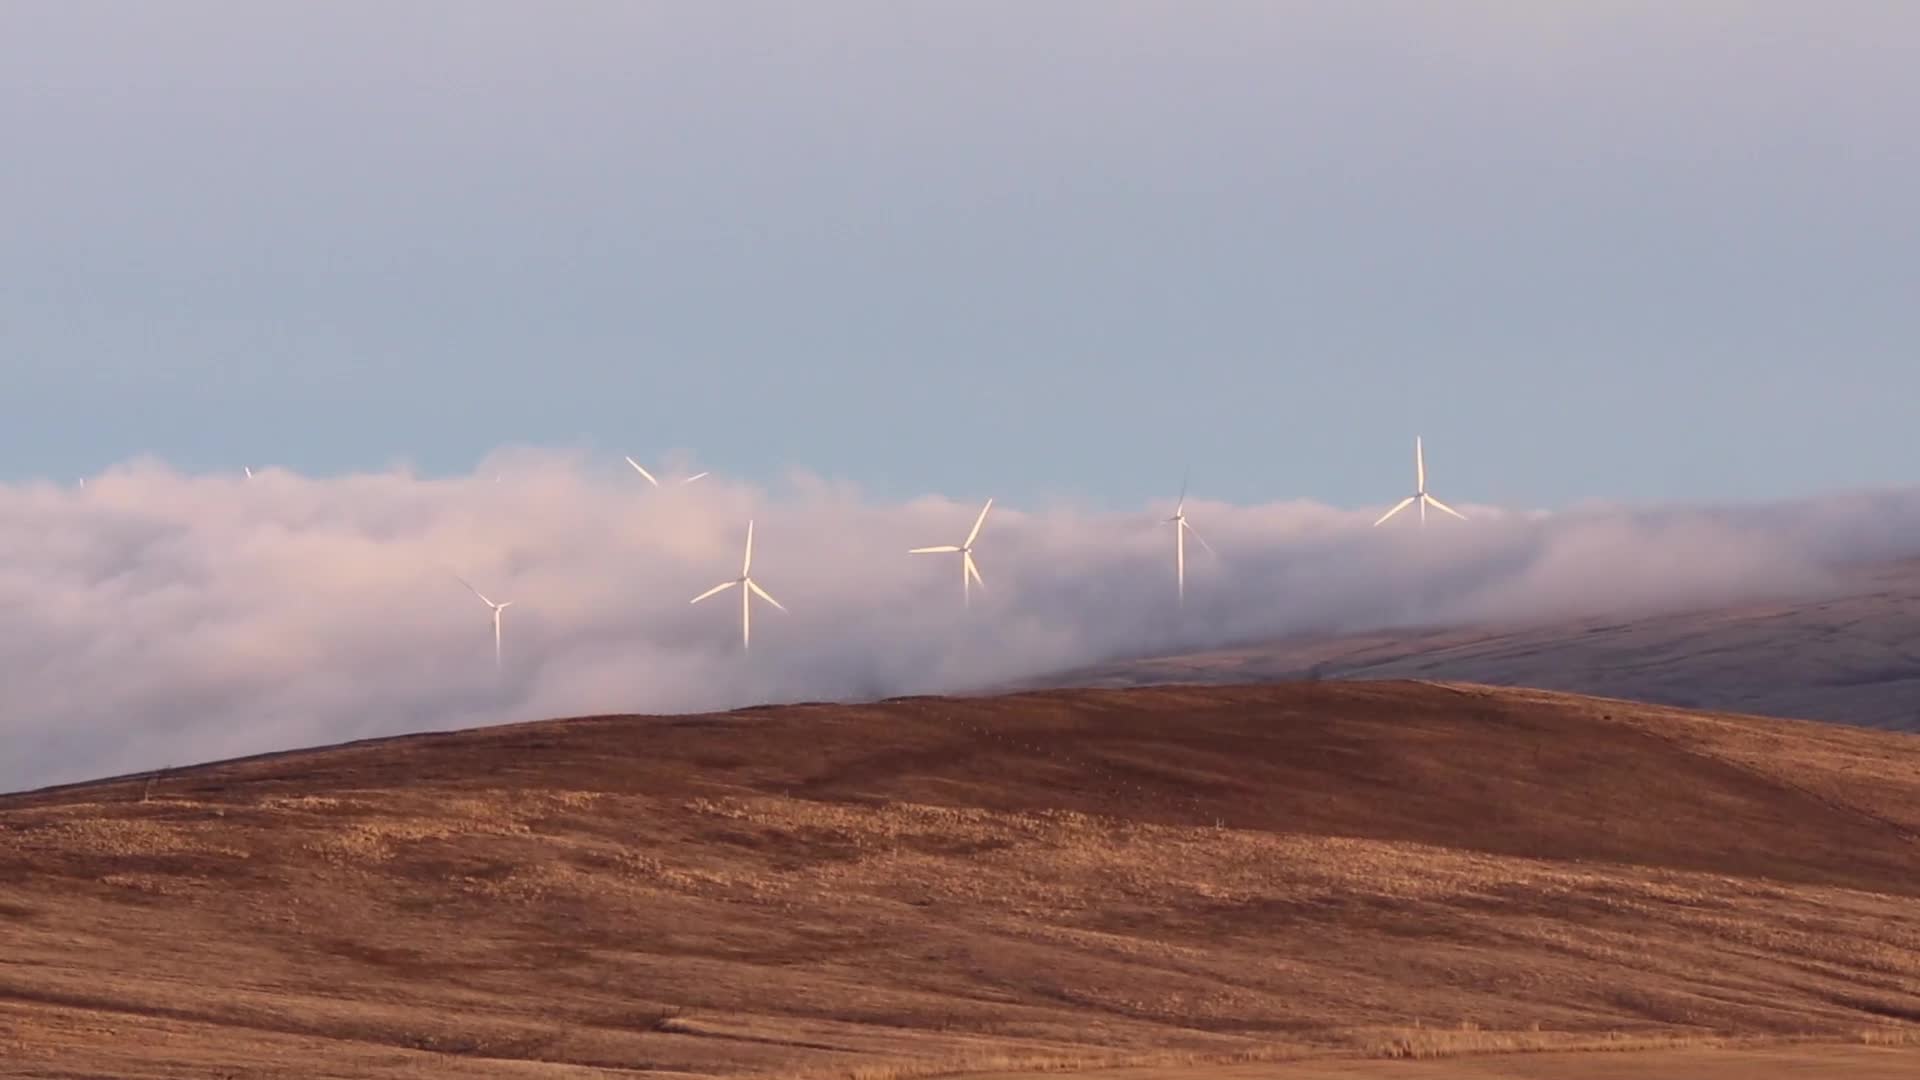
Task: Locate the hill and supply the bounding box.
[1037,559,1920,731]
[2,682,1918,1078]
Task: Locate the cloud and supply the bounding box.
[4,451,1918,792]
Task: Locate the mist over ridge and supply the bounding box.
[5,448,1919,792]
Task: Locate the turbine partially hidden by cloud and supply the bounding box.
[910,498,994,609]
[451,572,514,669]
[1164,474,1215,607]
[2,449,1918,794]
[689,519,786,651]
[626,456,710,487]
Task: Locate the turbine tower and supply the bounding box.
[453,574,514,668]
[910,499,993,607]
[1373,436,1467,527]
[690,520,786,650]
[626,456,710,486]
[1165,475,1215,606]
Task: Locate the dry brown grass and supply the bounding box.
[784,1043,1313,1080]
[1343,1025,1726,1060]
[1857,1026,1920,1047]
[1,681,1917,1078]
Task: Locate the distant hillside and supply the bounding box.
[2,682,1917,1077]
[1037,560,1920,732]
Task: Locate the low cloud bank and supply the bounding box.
[4,451,1917,792]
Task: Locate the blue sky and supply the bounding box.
[2,3,1915,509]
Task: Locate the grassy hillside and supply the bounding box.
[2,682,1917,1077]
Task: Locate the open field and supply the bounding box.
[3,681,1917,1077]
[955,1042,1920,1079]
[1038,559,1920,732]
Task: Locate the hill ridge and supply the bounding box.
[1029,559,1920,733]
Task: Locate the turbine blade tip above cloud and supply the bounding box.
[625,457,660,486]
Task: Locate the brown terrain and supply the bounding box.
[2,682,1918,1078]
[1040,559,1920,732]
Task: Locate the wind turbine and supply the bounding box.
[1373,436,1467,527]
[1165,475,1215,606]
[243,466,254,480]
[690,520,786,650]
[911,499,993,608]
[626,456,710,486]
[452,574,513,668]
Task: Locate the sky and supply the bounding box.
[2,3,1915,508]
[4,5,1920,791]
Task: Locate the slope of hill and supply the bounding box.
[2,682,1917,1078]
[1039,560,1920,731]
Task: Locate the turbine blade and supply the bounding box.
[449,572,493,608]
[965,552,985,589]
[747,578,788,612]
[965,498,994,547]
[742,519,755,576]
[1176,467,1189,513]
[1184,519,1218,557]
[1425,494,1468,521]
[1415,436,1425,492]
[689,580,738,604]
[910,545,962,554]
[625,457,660,486]
[1372,496,1417,527]
[682,471,710,483]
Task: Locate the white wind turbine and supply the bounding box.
[690,520,786,650]
[452,574,514,668]
[1165,475,1216,606]
[911,499,993,608]
[1373,436,1467,527]
[626,456,710,486]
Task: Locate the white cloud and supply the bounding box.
[4,450,1916,792]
